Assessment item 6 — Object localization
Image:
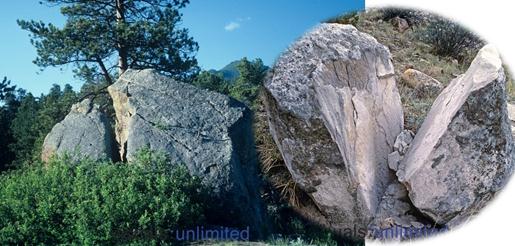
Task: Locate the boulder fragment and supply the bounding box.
[398,45,514,226]
[388,130,414,172]
[41,99,116,162]
[393,129,414,155]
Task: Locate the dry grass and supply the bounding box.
[505,67,515,102]
[253,91,302,208]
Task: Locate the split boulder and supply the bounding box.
[264,23,404,235]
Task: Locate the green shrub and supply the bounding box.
[418,18,484,62]
[0,150,205,245]
[326,11,360,26]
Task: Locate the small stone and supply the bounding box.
[391,16,410,33]
[393,129,414,155]
[388,151,401,171]
[401,69,444,97]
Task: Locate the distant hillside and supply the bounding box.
[210,60,269,82]
[218,60,241,81]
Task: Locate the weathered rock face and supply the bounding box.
[108,69,267,237]
[42,99,116,162]
[401,69,443,97]
[398,45,514,226]
[264,23,404,234]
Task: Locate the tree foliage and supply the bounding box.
[229,57,267,107]
[9,85,77,167]
[0,149,205,245]
[18,0,199,84]
[0,79,23,171]
[8,93,39,167]
[192,71,229,94]
[0,77,16,101]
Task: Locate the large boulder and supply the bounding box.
[264,23,404,235]
[41,99,116,162]
[397,45,514,226]
[108,69,267,238]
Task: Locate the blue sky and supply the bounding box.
[0,0,363,95]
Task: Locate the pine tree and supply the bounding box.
[229,58,267,107]
[9,85,78,167]
[18,0,199,84]
[9,93,40,167]
[192,71,229,94]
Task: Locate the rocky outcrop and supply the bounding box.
[264,23,404,236]
[397,45,514,226]
[108,69,267,238]
[41,99,116,162]
[401,69,443,97]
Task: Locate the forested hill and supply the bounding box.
[209,59,269,82]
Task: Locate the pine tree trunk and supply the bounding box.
[116,0,128,76]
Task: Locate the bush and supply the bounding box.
[418,18,484,62]
[0,150,205,245]
[326,11,360,26]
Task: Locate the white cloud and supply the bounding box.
[224,17,251,32]
[224,22,241,31]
